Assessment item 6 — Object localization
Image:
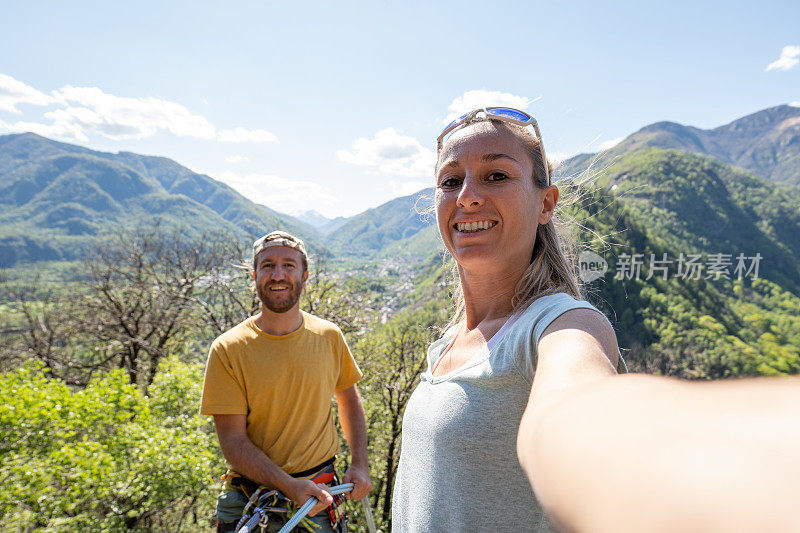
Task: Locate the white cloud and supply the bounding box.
[225,154,250,164]
[597,137,623,151]
[766,45,800,71]
[444,90,542,124]
[0,74,53,114]
[217,127,279,143]
[215,170,339,215]
[789,101,800,108]
[336,127,435,178]
[0,74,280,144]
[50,85,216,140]
[0,117,89,141]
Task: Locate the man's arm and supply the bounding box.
[334,384,373,500]
[516,310,800,532]
[213,414,333,517]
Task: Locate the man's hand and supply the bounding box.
[342,464,373,501]
[284,478,334,517]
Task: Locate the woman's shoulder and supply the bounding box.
[517,291,598,318]
[514,292,606,345]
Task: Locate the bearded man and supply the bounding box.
[201,231,372,532]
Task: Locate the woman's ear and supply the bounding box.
[538,186,559,225]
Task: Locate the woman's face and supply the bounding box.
[435,122,555,275]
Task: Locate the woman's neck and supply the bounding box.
[458,262,528,330]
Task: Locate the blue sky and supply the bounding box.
[1,0,798,217]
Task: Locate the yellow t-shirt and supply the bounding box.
[200,311,362,475]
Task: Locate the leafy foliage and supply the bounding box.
[348,303,448,530]
[564,151,800,378]
[0,357,220,531]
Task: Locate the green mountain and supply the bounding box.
[329,188,435,256]
[0,133,320,266]
[592,148,800,292]
[567,147,800,377]
[559,104,800,184]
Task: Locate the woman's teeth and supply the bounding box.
[456,221,495,233]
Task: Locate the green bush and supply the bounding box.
[0,357,220,532]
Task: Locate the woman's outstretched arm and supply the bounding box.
[517,311,800,532]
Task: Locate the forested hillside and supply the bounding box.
[328,188,434,257]
[564,149,800,377]
[0,133,320,266]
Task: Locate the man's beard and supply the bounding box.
[256,280,304,313]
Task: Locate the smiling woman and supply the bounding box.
[390,109,800,533]
[391,109,618,532]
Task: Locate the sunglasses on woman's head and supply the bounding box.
[437,107,550,185]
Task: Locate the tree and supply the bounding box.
[302,261,377,337]
[0,272,91,384]
[71,224,247,386]
[349,303,447,530]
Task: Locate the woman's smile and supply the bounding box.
[453,219,498,233]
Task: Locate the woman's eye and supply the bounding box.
[439,177,462,189]
[487,171,509,181]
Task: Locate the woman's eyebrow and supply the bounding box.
[438,153,520,174]
[438,160,461,171]
[482,153,520,163]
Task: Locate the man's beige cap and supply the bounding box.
[253,231,308,261]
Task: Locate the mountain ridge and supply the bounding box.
[558,104,800,184]
[328,188,435,256]
[3,104,800,265]
[0,133,322,266]
[295,209,350,234]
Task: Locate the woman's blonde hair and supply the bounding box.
[441,120,582,325]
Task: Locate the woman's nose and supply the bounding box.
[457,175,484,208]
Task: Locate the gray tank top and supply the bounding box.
[392,293,611,532]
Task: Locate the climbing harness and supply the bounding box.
[277,483,354,533]
[221,454,378,533]
[232,483,378,533]
[228,459,349,533]
[233,483,354,533]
